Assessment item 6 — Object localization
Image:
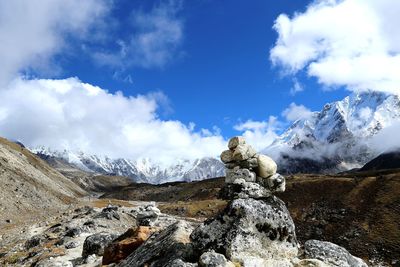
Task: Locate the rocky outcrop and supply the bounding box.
[304,240,368,267]
[117,221,195,267]
[191,196,298,266]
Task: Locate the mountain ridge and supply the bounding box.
[32,147,225,184]
[265,91,400,173]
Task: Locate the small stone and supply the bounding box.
[232,144,257,161]
[220,150,234,163]
[85,254,97,264]
[64,227,82,238]
[256,154,277,178]
[228,136,246,150]
[199,250,235,267]
[65,241,79,249]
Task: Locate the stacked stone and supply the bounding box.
[220,136,285,198]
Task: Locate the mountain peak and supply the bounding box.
[265,91,400,173]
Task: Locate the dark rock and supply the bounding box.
[25,235,44,249]
[65,227,82,237]
[65,241,79,249]
[82,232,118,258]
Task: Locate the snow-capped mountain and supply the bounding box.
[32,147,225,184]
[264,91,400,173]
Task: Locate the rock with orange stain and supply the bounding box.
[102,226,155,265]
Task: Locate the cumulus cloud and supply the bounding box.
[270,0,400,94]
[0,77,226,165]
[234,117,282,151]
[93,0,184,69]
[0,0,109,86]
[282,103,313,122]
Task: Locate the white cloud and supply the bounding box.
[0,0,109,86]
[282,103,313,122]
[270,0,400,94]
[0,77,226,165]
[290,78,304,95]
[93,0,184,69]
[234,117,282,151]
[370,121,400,154]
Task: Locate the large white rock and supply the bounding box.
[228,136,246,150]
[232,144,257,161]
[304,240,368,267]
[256,155,277,178]
[220,150,234,163]
[191,197,299,265]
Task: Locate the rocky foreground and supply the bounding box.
[1,137,369,267]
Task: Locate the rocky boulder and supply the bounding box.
[304,240,368,267]
[117,221,195,267]
[102,226,155,265]
[82,232,117,258]
[191,196,299,265]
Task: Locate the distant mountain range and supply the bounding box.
[264,91,400,173]
[31,91,400,182]
[32,147,225,184]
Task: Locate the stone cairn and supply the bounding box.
[220,136,285,199]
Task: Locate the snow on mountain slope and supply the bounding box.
[264,91,400,173]
[32,147,225,184]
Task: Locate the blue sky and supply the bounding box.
[30,0,346,136]
[0,0,398,163]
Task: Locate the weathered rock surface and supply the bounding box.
[199,250,235,267]
[304,240,368,267]
[225,167,256,183]
[82,232,117,258]
[102,226,154,265]
[232,144,257,161]
[191,196,299,265]
[166,259,199,267]
[219,179,271,200]
[117,221,195,267]
[220,150,234,163]
[257,173,286,193]
[256,154,277,178]
[228,136,246,150]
